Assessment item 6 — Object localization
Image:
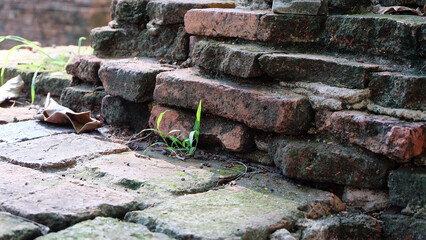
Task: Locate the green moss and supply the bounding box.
[290,149,298,158]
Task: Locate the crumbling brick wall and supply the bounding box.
[0,0,111,49]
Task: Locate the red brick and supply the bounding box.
[317,110,426,162]
[153,68,313,134]
[66,55,102,84]
[184,8,266,40]
[150,105,253,152]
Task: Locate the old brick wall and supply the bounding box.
[0,0,111,49]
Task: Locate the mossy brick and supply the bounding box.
[98,59,173,103]
[35,72,72,97]
[36,217,172,240]
[90,26,139,58]
[270,138,396,188]
[110,0,150,26]
[381,214,426,240]
[0,213,44,240]
[317,110,426,162]
[324,14,426,58]
[259,53,383,89]
[192,40,278,78]
[101,95,150,131]
[257,13,326,42]
[147,0,235,25]
[388,167,426,208]
[369,72,426,111]
[153,68,314,134]
[60,84,106,116]
[150,105,253,152]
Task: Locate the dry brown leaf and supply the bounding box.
[34,93,103,133]
[378,6,423,16]
[0,75,24,104]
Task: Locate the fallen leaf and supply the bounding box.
[0,75,24,104]
[34,93,103,133]
[378,6,423,16]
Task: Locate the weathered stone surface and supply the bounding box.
[36,217,171,240]
[270,137,395,188]
[298,213,382,240]
[369,72,426,111]
[0,120,73,144]
[0,212,44,240]
[367,102,426,122]
[0,162,136,231]
[111,0,150,26]
[257,13,326,42]
[0,133,128,168]
[154,68,313,134]
[381,214,426,240]
[101,95,150,131]
[35,72,72,97]
[236,0,272,9]
[99,59,172,103]
[342,187,390,212]
[60,84,107,115]
[388,167,426,208]
[328,0,372,14]
[259,53,383,89]
[324,14,425,58]
[185,8,267,40]
[147,0,235,25]
[125,173,344,239]
[192,40,278,78]
[90,26,139,58]
[380,0,425,6]
[0,107,38,123]
[273,0,328,15]
[280,81,370,111]
[317,110,426,162]
[139,24,189,62]
[270,228,297,240]
[65,55,102,84]
[150,105,253,152]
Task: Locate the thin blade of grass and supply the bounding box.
[31,67,42,104]
[157,110,169,130]
[1,44,27,85]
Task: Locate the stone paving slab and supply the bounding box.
[0,212,45,240]
[0,133,128,168]
[125,173,345,239]
[0,120,73,144]
[36,217,173,240]
[0,107,38,123]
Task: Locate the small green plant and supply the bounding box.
[0,35,92,103]
[142,100,202,159]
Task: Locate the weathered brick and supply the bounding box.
[369,72,426,111]
[150,105,253,152]
[388,167,426,207]
[154,68,313,134]
[60,84,107,116]
[257,13,326,42]
[259,53,383,89]
[192,40,278,78]
[184,8,266,40]
[99,59,173,103]
[101,95,150,131]
[147,0,235,25]
[324,14,425,58]
[111,0,150,26]
[272,0,328,15]
[317,110,426,162]
[36,72,72,97]
[66,55,102,84]
[90,26,139,58]
[270,138,396,188]
[381,214,426,240]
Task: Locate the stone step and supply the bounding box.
[191,40,280,78]
[149,104,253,152]
[147,0,235,26]
[259,53,386,89]
[368,72,426,111]
[125,173,345,239]
[153,68,314,134]
[184,8,325,42]
[60,84,106,116]
[98,58,174,103]
[270,137,397,189]
[324,14,426,58]
[316,110,426,162]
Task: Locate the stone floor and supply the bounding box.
[0,105,389,240]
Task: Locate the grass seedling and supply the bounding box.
[142,100,202,159]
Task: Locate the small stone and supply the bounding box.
[272,0,328,15]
